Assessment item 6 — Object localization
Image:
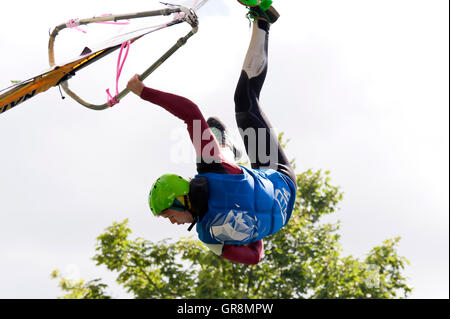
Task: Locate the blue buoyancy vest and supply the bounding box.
[195,165,296,245]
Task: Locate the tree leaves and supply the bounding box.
[52,170,412,299]
[51,135,411,298]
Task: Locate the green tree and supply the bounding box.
[52,169,412,299]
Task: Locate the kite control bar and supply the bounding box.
[48,4,199,110]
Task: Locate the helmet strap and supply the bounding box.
[184,195,192,210]
[187,219,197,232]
[184,195,198,232]
[170,195,197,231]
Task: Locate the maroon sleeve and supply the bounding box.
[140,87,242,175]
[221,240,264,265]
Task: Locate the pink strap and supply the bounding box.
[106,41,131,107]
[66,18,87,33]
[66,14,130,34]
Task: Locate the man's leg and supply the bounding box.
[234,20,297,186]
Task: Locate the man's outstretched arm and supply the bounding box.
[127,75,242,175]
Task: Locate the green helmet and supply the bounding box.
[149,174,190,215]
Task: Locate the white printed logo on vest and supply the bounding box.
[274,187,291,225]
[209,210,256,243]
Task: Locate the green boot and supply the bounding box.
[247,3,279,24]
[237,0,261,7]
[258,0,273,11]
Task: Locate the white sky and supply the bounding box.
[0,0,448,299]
